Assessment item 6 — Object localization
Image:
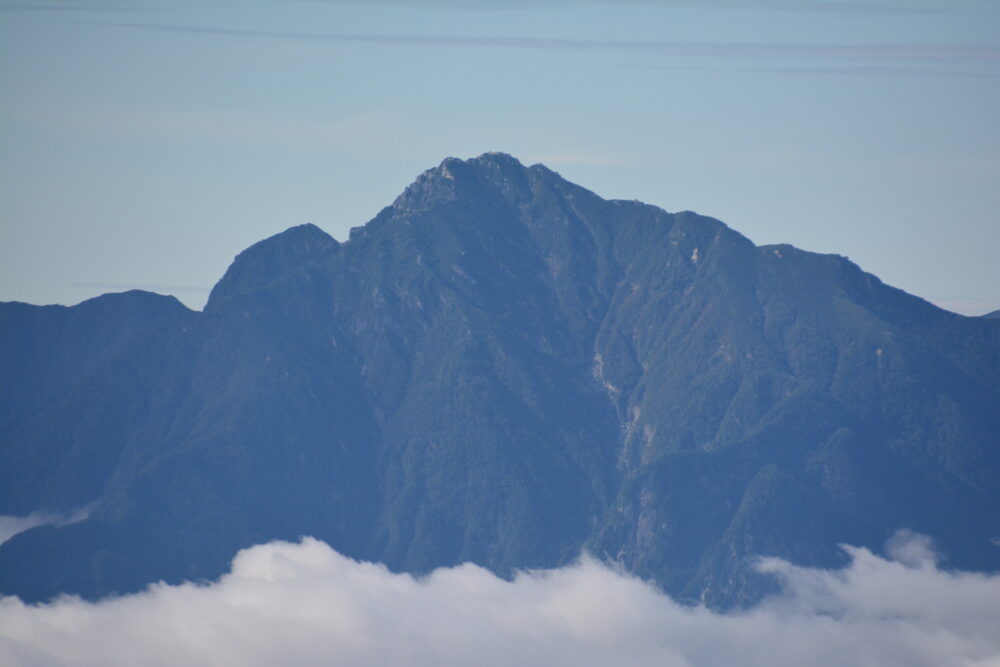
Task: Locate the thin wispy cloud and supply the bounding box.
[282,0,951,16]
[688,0,949,13]
[10,102,409,150]
[2,532,999,666]
[631,63,1000,78]
[0,507,93,546]
[0,2,153,13]
[102,22,1000,64]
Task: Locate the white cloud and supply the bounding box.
[1,533,999,667]
[0,507,92,546]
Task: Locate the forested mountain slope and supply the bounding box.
[2,153,998,607]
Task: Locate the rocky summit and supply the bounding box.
[2,153,999,607]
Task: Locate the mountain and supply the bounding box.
[0,290,188,436]
[2,153,999,607]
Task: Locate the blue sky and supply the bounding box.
[1,0,998,314]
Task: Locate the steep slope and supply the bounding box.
[1,153,998,607]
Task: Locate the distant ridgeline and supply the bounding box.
[2,153,999,608]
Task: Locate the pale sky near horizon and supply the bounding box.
[1,0,998,315]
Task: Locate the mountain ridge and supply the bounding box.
[2,152,998,608]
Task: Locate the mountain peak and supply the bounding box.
[206,223,339,308]
[469,151,525,169]
[74,289,190,315]
[392,152,540,215]
[439,151,525,174]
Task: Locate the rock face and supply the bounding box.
[2,153,999,607]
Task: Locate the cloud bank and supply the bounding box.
[1,533,999,667]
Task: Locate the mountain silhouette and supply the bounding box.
[2,152,999,607]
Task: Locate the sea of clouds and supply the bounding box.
[1,529,999,666]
